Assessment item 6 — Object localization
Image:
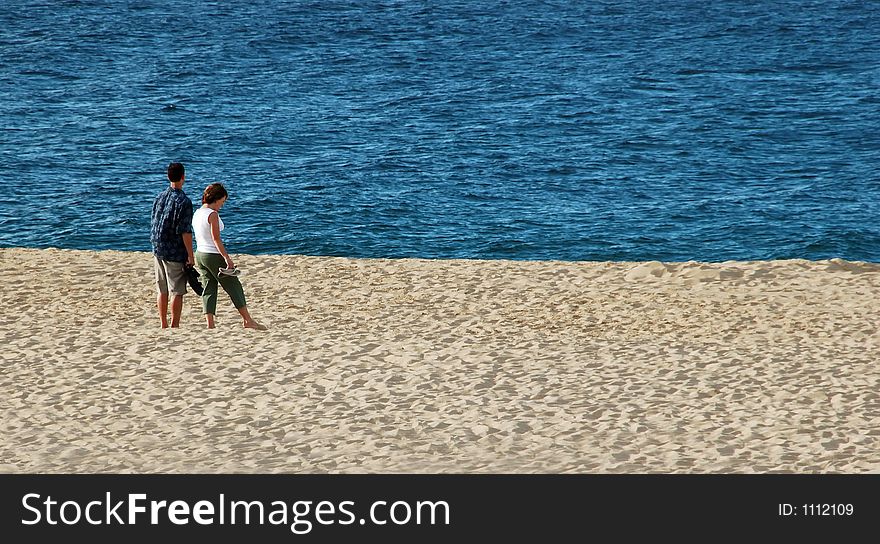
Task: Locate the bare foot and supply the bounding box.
[244,320,268,331]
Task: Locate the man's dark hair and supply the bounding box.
[167,162,185,184]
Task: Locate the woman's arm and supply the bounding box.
[208,212,234,269]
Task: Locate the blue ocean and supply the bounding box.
[1,0,878,261]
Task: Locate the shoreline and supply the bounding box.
[5,244,879,265]
[1,247,877,473]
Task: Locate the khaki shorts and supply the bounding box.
[155,256,187,296]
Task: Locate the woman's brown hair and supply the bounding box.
[202,183,228,205]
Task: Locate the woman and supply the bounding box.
[192,183,267,330]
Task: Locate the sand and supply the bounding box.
[0,247,877,473]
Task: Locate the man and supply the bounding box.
[150,162,195,328]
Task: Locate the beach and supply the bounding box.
[0,247,877,473]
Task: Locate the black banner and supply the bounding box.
[0,474,875,541]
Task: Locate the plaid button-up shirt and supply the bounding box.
[150,187,193,262]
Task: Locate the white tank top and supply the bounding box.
[192,206,224,254]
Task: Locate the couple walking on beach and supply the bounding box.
[150,162,267,330]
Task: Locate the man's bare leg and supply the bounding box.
[205,313,215,329]
[170,294,184,328]
[157,293,169,328]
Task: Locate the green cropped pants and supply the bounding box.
[195,252,247,315]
